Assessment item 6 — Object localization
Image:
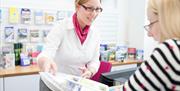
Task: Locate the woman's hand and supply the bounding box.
[79,67,93,79]
[38,57,57,75]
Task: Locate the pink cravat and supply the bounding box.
[72,13,90,44]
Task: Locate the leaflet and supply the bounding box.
[39,72,109,91]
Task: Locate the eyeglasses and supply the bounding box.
[81,4,103,13]
[144,20,158,32]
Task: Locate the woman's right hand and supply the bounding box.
[38,57,57,75]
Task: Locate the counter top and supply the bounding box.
[0,65,40,77]
[0,60,142,77]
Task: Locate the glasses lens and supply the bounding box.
[144,25,149,31]
[96,8,103,12]
[81,5,102,12]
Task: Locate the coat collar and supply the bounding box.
[64,18,94,31]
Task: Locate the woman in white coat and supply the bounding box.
[38,0,103,79]
[38,0,103,90]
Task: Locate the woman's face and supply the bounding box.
[76,0,102,26]
[147,9,161,42]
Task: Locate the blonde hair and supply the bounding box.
[75,0,101,8]
[148,0,180,42]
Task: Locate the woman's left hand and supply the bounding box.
[79,67,93,79]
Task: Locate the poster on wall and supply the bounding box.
[34,11,44,25]
[30,29,40,42]
[4,26,15,42]
[21,8,31,24]
[9,7,19,24]
[17,28,28,42]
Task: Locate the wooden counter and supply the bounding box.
[109,60,143,66]
[0,65,40,77]
[0,60,143,77]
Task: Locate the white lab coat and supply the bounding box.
[38,18,100,76]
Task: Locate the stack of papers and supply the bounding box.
[40,72,109,91]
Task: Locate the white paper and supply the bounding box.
[39,72,109,91]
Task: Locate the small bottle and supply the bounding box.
[14,43,20,65]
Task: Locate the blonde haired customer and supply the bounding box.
[116,0,180,90]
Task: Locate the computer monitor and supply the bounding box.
[99,68,136,86]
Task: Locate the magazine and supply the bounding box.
[45,12,55,25]
[42,29,50,41]
[21,8,31,24]
[1,45,14,55]
[0,9,2,23]
[34,11,44,25]
[17,28,28,42]
[56,11,66,21]
[4,26,15,42]
[30,29,40,42]
[40,72,109,91]
[9,7,19,24]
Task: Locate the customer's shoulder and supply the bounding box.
[161,39,179,48]
[154,39,180,52]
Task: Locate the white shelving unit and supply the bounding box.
[0,77,3,91]
[4,74,40,91]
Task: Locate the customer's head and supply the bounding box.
[75,0,102,26]
[146,0,180,42]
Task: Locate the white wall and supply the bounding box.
[126,0,145,49]
[116,0,129,45]
[0,0,74,10]
[0,0,146,50]
[143,0,158,60]
[96,0,145,49]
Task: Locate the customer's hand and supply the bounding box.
[38,57,57,75]
[79,67,93,79]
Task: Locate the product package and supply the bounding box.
[4,53,15,69]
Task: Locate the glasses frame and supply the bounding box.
[144,20,158,32]
[81,4,103,13]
